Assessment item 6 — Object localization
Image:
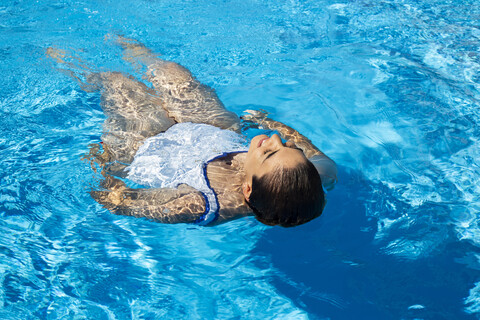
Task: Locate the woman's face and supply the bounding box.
[242,134,307,199]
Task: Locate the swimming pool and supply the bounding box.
[1,0,480,318]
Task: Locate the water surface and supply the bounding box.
[1,0,480,318]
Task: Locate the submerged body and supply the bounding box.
[126,122,248,225]
[64,37,337,226]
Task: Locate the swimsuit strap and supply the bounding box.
[194,151,247,226]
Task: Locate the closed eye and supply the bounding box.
[285,141,302,152]
[262,149,279,163]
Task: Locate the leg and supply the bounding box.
[114,36,241,132]
[47,47,176,176]
[96,72,175,167]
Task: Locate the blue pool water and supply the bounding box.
[1,0,480,318]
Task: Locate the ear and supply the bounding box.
[242,181,252,201]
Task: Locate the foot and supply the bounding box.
[106,34,160,67]
[46,47,68,63]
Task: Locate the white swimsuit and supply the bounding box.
[126,123,248,225]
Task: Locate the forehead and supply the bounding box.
[263,147,306,170]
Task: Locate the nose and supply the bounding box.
[266,134,283,148]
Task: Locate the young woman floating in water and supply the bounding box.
[49,36,337,227]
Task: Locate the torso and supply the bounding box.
[125,123,252,225]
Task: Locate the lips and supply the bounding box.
[257,137,269,148]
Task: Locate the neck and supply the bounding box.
[205,152,252,220]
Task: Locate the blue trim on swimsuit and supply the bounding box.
[322,185,328,194]
[194,151,247,226]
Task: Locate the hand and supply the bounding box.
[240,109,269,128]
[100,174,127,191]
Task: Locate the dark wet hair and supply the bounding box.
[246,159,325,227]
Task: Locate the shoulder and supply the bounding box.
[309,154,338,191]
[205,152,252,223]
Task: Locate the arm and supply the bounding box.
[91,175,207,223]
[243,110,338,191]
